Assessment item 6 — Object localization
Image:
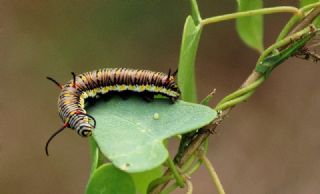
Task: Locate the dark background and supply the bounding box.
[2,0,320,193]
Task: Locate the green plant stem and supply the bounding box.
[177,140,209,178]
[203,138,209,153]
[276,15,303,41]
[148,175,175,193]
[302,2,320,12]
[185,160,202,175]
[180,155,196,172]
[290,7,320,35]
[199,153,225,194]
[160,183,179,194]
[201,6,300,26]
[166,157,185,188]
[258,26,314,63]
[149,156,197,193]
[216,76,265,108]
[276,2,320,41]
[215,90,254,111]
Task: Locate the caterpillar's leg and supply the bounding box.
[141,92,154,102]
[118,91,131,100]
[85,97,97,107]
[169,97,177,104]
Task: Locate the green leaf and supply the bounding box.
[200,90,216,106]
[189,0,201,25]
[88,96,216,172]
[88,138,99,175]
[178,16,202,102]
[300,0,320,27]
[86,163,135,194]
[300,0,319,6]
[236,0,264,52]
[131,167,162,194]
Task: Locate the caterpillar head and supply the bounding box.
[78,123,93,137]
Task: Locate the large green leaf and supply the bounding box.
[236,0,264,52]
[300,0,320,27]
[131,167,162,194]
[88,96,216,172]
[178,16,202,102]
[86,163,135,194]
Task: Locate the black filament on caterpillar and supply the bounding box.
[45,68,180,156]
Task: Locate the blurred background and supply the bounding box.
[2,0,320,193]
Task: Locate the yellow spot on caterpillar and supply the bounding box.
[79,98,85,108]
[101,86,110,94]
[150,85,156,91]
[88,90,96,97]
[154,86,161,92]
[119,85,127,91]
[160,88,167,93]
[133,86,140,92]
[139,85,146,91]
[93,88,99,93]
[81,92,89,99]
[114,85,121,91]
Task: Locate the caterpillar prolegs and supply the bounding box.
[45,68,180,155]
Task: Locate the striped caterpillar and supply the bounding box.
[45,68,180,155]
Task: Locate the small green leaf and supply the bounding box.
[236,0,264,52]
[88,96,216,172]
[300,0,319,6]
[189,0,202,25]
[86,163,135,194]
[131,167,162,194]
[300,0,320,27]
[178,16,202,102]
[200,90,216,106]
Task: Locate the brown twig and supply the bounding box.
[289,7,320,35]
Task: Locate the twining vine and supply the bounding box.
[149,1,320,194]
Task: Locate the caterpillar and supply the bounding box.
[45,68,180,156]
